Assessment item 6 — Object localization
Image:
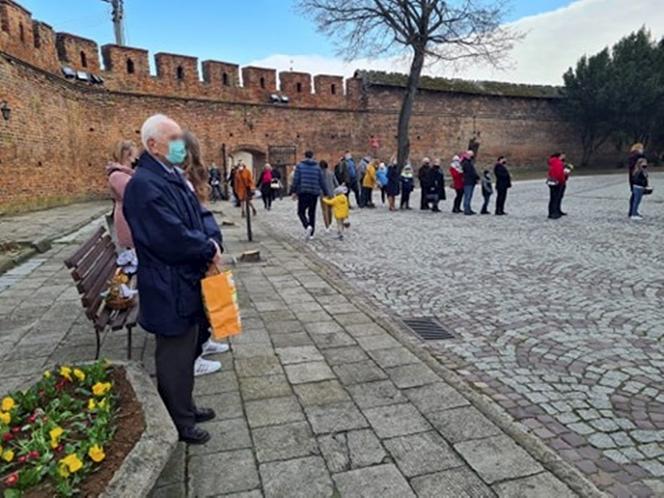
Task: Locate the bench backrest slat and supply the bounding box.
[64,226,105,269]
[72,235,114,281]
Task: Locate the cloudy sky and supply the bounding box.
[20,0,664,85]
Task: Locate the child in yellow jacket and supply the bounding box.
[323,186,350,240]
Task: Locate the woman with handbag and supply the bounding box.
[257,163,274,211]
[629,158,650,220]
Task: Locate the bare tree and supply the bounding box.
[297,0,521,168]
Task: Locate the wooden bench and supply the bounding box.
[64,226,138,360]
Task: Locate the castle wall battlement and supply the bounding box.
[0,0,362,109]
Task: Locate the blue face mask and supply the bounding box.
[166,139,187,165]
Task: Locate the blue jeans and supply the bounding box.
[463,185,475,214]
[630,186,644,217]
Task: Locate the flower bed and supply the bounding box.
[0,362,145,497]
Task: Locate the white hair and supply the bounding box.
[141,114,175,150]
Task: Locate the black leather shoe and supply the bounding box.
[194,407,216,423]
[179,426,211,445]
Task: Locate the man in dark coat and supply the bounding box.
[461,151,479,215]
[493,156,512,215]
[123,114,221,445]
[424,160,446,212]
[418,157,432,210]
[290,150,331,239]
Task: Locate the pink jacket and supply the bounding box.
[106,163,134,248]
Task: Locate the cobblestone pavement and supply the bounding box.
[0,202,593,497]
[258,172,664,497]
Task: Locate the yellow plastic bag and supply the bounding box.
[201,266,242,340]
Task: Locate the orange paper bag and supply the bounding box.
[201,268,242,340]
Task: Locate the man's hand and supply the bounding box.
[211,240,223,267]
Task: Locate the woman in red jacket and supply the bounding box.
[547,153,566,219]
[449,155,464,213]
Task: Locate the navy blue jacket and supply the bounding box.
[123,152,217,337]
[291,159,330,197]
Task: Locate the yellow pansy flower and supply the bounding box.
[73,369,86,382]
[59,366,72,381]
[88,398,97,411]
[1,397,15,412]
[92,382,112,397]
[50,427,64,441]
[0,411,10,425]
[44,370,52,379]
[88,444,106,463]
[2,449,14,462]
[60,454,83,473]
[98,398,109,411]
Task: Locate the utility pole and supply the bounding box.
[102,0,125,46]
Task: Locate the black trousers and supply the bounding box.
[210,184,223,202]
[261,186,272,210]
[420,188,429,210]
[297,193,318,234]
[453,188,464,212]
[346,181,361,207]
[401,190,411,208]
[548,185,563,218]
[495,187,508,214]
[156,324,198,432]
[361,187,374,207]
[481,193,491,214]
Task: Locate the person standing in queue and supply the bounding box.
[400,164,415,210]
[461,151,479,215]
[547,152,566,219]
[449,155,464,214]
[418,158,432,210]
[494,156,511,215]
[123,114,222,445]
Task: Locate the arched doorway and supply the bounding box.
[228,145,267,179]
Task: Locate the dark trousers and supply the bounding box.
[481,193,491,214]
[297,193,318,234]
[210,184,223,202]
[195,316,211,358]
[548,185,563,218]
[401,190,411,208]
[380,187,387,204]
[361,187,374,207]
[495,187,508,214]
[453,188,464,213]
[261,186,272,210]
[156,325,198,432]
[420,188,429,210]
[347,180,360,207]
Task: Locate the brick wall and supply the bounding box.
[0,0,618,214]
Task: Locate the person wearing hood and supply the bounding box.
[547,152,566,219]
[418,158,432,210]
[449,155,464,214]
[400,164,415,209]
[322,185,351,239]
[461,151,479,215]
[494,156,511,215]
[376,162,389,204]
[320,160,339,231]
[290,150,331,239]
[480,169,493,215]
[107,140,139,249]
[361,159,378,208]
[385,158,400,211]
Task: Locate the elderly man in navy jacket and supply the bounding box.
[123,114,221,445]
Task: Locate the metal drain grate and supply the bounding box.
[403,317,455,341]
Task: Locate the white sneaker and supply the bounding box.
[194,357,221,377]
[202,340,230,356]
[630,215,643,220]
[305,225,313,240]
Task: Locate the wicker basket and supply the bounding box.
[106,296,136,311]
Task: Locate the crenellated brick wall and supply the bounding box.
[0,0,618,214]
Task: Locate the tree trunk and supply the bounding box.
[396,48,426,171]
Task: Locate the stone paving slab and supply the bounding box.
[0,198,606,497]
